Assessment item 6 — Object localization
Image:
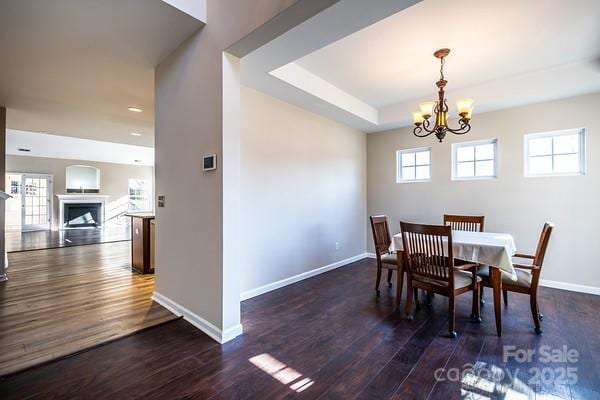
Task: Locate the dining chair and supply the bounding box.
[444,214,486,301]
[478,222,554,334]
[443,214,485,232]
[370,216,403,306]
[401,222,481,338]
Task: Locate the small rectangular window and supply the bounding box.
[128,179,152,211]
[452,139,497,180]
[396,147,431,183]
[524,128,585,177]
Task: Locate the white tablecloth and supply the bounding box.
[389,230,518,280]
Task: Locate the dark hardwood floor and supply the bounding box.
[6,224,131,252]
[1,258,598,399]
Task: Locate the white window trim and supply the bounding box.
[396,146,432,184]
[524,128,586,178]
[451,138,498,181]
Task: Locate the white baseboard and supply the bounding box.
[540,279,600,296]
[367,254,600,296]
[240,253,369,301]
[221,323,244,343]
[151,291,243,344]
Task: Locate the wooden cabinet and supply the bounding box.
[127,213,155,274]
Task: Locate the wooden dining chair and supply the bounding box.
[401,222,481,338]
[478,222,554,334]
[443,214,485,232]
[370,216,403,306]
[444,214,486,302]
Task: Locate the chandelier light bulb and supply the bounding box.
[457,99,474,118]
[419,101,435,119]
[413,111,424,125]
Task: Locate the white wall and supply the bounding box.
[240,86,367,296]
[6,155,153,229]
[154,0,297,343]
[367,93,600,291]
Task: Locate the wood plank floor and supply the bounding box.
[1,258,599,399]
[6,224,131,253]
[0,242,177,376]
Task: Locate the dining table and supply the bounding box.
[389,230,518,336]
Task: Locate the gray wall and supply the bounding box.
[367,93,600,290]
[154,0,297,335]
[6,155,153,229]
[240,86,366,294]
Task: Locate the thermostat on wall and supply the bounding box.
[203,154,217,171]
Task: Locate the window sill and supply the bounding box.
[451,176,497,181]
[524,172,585,178]
[396,179,432,184]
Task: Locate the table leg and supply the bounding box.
[491,267,502,336]
[396,251,404,310]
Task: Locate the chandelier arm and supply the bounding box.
[413,125,433,138]
[421,118,437,133]
[445,122,472,135]
[414,119,436,137]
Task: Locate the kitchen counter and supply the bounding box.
[124,212,155,219]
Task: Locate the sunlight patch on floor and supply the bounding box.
[460,361,537,399]
[249,353,314,393]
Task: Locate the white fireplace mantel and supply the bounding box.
[55,194,110,201]
[56,194,110,229]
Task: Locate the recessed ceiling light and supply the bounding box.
[128,106,143,113]
[131,132,142,136]
[18,148,31,152]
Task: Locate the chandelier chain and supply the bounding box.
[440,57,445,81]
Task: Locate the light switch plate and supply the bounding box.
[157,195,165,208]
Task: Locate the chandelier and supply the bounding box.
[413,49,474,143]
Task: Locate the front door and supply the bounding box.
[21,174,52,231]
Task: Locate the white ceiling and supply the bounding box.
[242,0,600,132]
[296,0,600,108]
[0,0,203,147]
[7,129,154,166]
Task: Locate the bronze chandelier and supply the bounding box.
[413,48,474,143]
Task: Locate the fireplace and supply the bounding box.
[64,203,101,228]
[56,194,109,229]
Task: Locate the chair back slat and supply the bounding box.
[370,215,391,256]
[443,214,485,232]
[533,222,554,269]
[401,222,454,285]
